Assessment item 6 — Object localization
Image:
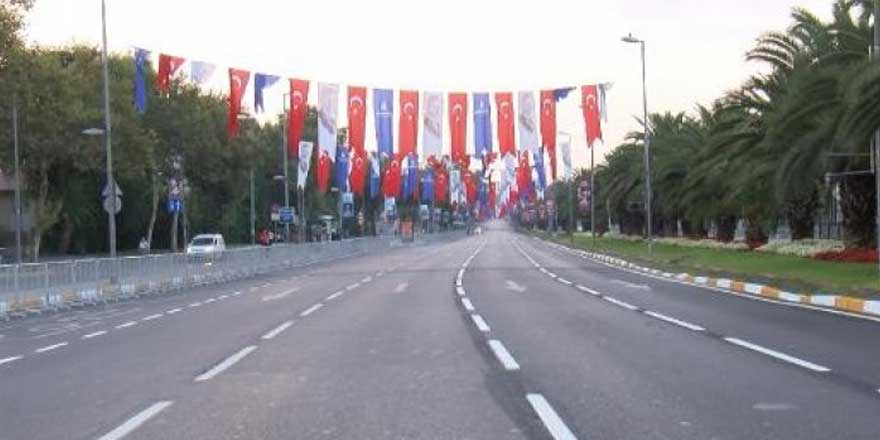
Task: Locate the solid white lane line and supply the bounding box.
[326,291,344,301]
[471,314,491,332]
[116,321,137,329]
[456,286,466,296]
[0,355,23,366]
[35,342,68,353]
[461,298,475,312]
[361,276,372,283]
[300,303,323,317]
[557,278,573,285]
[195,346,258,382]
[723,337,830,372]
[142,314,163,321]
[643,311,705,331]
[82,330,108,339]
[204,298,216,304]
[575,284,600,296]
[261,321,294,340]
[189,302,202,308]
[603,297,638,311]
[166,308,182,314]
[488,340,520,371]
[526,394,577,440]
[346,283,360,291]
[96,401,175,440]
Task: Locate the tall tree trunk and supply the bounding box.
[31,160,60,262]
[145,171,160,247]
[716,215,737,242]
[57,213,74,254]
[840,174,875,248]
[785,190,818,240]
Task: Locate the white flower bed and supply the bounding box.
[755,239,844,257]
[602,232,644,242]
[654,237,750,250]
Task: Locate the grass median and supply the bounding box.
[534,231,880,298]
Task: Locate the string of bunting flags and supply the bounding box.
[131,48,609,219]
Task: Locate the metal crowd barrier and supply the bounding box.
[0,236,401,320]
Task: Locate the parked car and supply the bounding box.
[186,234,226,261]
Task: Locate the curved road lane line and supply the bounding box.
[643,311,705,331]
[96,401,174,440]
[723,337,831,373]
[526,394,578,440]
[488,340,520,371]
[195,346,258,382]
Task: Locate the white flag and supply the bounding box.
[560,137,572,180]
[450,168,462,204]
[297,141,314,189]
[190,61,216,85]
[422,91,444,158]
[517,91,539,153]
[317,82,339,160]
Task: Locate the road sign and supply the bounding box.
[103,196,122,215]
[279,207,295,224]
[270,204,281,222]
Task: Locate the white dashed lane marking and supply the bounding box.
[96,401,175,440]
[142,314,163,321]
[346,283,360,291]
[35,342,68,353]
[461,298,475,312]
[0,355,23,366]
[488,340,520,371]
[115,321,137,329]
[261,321,294,340]
[471,314,491,332]
[527,394,577,440]
[195,346,258,382]
[300,303,323,317]
[189,302,202,308]
[393,282,409,293]
[724,337,830,372]
[603,297,639,311]
[204,298,216,304]
[166,308,182,314]
[643,311,705,332]
[82,330,107,339]
[326,291,344,301]
[575,284,600,296]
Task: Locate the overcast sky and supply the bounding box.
[23,0,833,172]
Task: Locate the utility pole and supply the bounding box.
[100,0,117,257]
[12,95,22,264]
[873,0,880,275]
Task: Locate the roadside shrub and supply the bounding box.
[654,237,750,250]
[755,239,845,257]
[813,249,878,263]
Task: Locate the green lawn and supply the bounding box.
[535,232,880,297]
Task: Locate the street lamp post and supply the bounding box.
[11,95,22,264]
[873,0,880,276]
[100,0,117,258]
[622,33,653,254]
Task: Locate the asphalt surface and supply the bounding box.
[1,222,878,439]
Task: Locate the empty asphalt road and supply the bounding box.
[1,223,878,439]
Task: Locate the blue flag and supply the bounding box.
[553,87,576,102]
[534,150,546,190]
[254,73,280,113]
[336,146,350,191]
[421,168,434,202]
[134,48,150,113]
[473,93,492,158]
[374,89,394,158]
[407,154,419,200]
[369,152,381,199]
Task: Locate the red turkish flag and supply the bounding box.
[288,79,310,157]
[539,90,557,180]
[495,92,515,156]
[156,54,185,94]
[347,86,367,157]
[399,90,419,156]
[382,155,401,198]
[435,168,448,203]
[227,68,250,139]
[517,151,530,196]
[317,151,332,193]
[448,93,468,166]
[464,171,477,204]
[509,184,518,205]
[581,85,603,148]
[349,152,366,196]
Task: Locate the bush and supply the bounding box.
[755,239,845,257]
[654,237,750,250]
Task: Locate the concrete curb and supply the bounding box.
[538,237,880,320]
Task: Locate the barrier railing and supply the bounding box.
[0,236,400,319]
